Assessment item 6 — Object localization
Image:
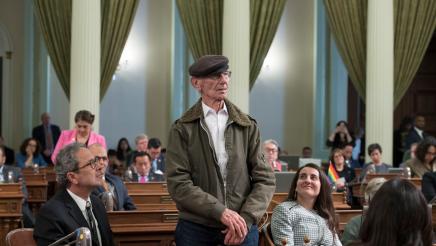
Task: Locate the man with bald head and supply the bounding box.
[32,112,61,164]
[34,143,113,246]
[89,143,136,211]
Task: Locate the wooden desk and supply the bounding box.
[23,173,48,215]
[0,183,24,246]
[108,210,177,246]
[130,193,174,206]
[335,209,362,231]
[125,182,168,194]
[332,192,351,209]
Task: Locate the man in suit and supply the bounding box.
[32,112,61,164]
[0,135,15,165]
[147,137,165,176]
[0,146,35,227]
[89,143,136,211]
[33,143,113,246]
[405,115,429,150]
[130,151,163,182]
[126,133,148,166]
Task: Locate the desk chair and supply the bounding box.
[6,228,36,246]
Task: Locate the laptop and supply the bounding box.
[298,158,322,167]
[278,155,300,171]
[274,172,296,193]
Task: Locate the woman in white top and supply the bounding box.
[271,163,341,246]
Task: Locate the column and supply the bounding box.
[222,0,250,112]
[365,0,394,164]
[70,0,101,131]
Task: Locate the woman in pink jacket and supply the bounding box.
[51,110,107,163]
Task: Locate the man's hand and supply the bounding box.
[220,208,248,245]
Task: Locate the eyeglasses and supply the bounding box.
[265,148,278,153]
[206,71,232,81]
[72,157,99,172]
[95,156,108,162]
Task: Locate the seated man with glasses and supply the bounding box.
[263,139,287,172]
[89,143,136,211]
[34,142,114,246]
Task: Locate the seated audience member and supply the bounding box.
[51,110,107,163]
[402,142,418,163]
[116,137,131,165]
[328,148,354,192]
[341,177,386,245]
[348,178,432,246]
[89,144,136,211]
[360,143,389,179]
[33,143,113,246]
[301,146,312,158]
[263,139,287,172]
[107,149,122,176]
[326,120,354,150]
[32,112,61,164]
[148,138,165,175]
[129,151,163,182]
[343,143,361,169]
[0,135,15,164]
[422,170,436,202]
[0,146,35,227]
[126,134,148,166]
[271,163,341,245]
[16,138,47,168]
[403,137,436,178]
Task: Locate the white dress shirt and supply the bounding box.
[202,101,229,182]
[67,189,102,246]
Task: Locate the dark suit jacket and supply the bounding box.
[422,171,436,202]
[405,128,428,150]
[33,189,114,246]
[93,172,136,210]
[32,124,61,163]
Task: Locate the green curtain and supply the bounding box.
[34,0,138,100]
[249,0,286,90]
[33,0,72,99]
[323,0,368,101]
[394,0,436,107]
[176,0,223,60]
[100,0,139,101]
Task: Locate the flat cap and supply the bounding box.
[189,55,229,77]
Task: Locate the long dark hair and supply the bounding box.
[359,178,432,246]
[415,137,436,164]
[19,138,41,155]
[287,163,337,232]
[116,137,132,161]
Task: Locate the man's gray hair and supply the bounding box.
[135,134,149,145]
[55,142,86,187]
[263,139,279,148]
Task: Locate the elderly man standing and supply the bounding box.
[166,55,275,246]
[32,112,61,164]
[33,143,113,246]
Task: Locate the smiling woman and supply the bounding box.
[271,163,342,246]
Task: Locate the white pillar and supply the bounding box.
[222,0,250,112]
[365,0,394,164]
[70,0,101,131]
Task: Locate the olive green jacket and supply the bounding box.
[166,99,276,229]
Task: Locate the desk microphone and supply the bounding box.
[48,227,91,246]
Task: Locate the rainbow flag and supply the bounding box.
[327,161,339,184]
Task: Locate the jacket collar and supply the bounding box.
[178,98,251,127]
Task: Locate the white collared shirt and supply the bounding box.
[0,165,4,182]
[415,126,424,139]
[201,101,229,181]
[67,189,102,246]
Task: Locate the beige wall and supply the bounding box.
[250,0,315,155]
[144,0,173,145]
[0,0,25,149]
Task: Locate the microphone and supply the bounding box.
[367,164,376,175]
[48,227,91,246]
[101,191,114,212]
